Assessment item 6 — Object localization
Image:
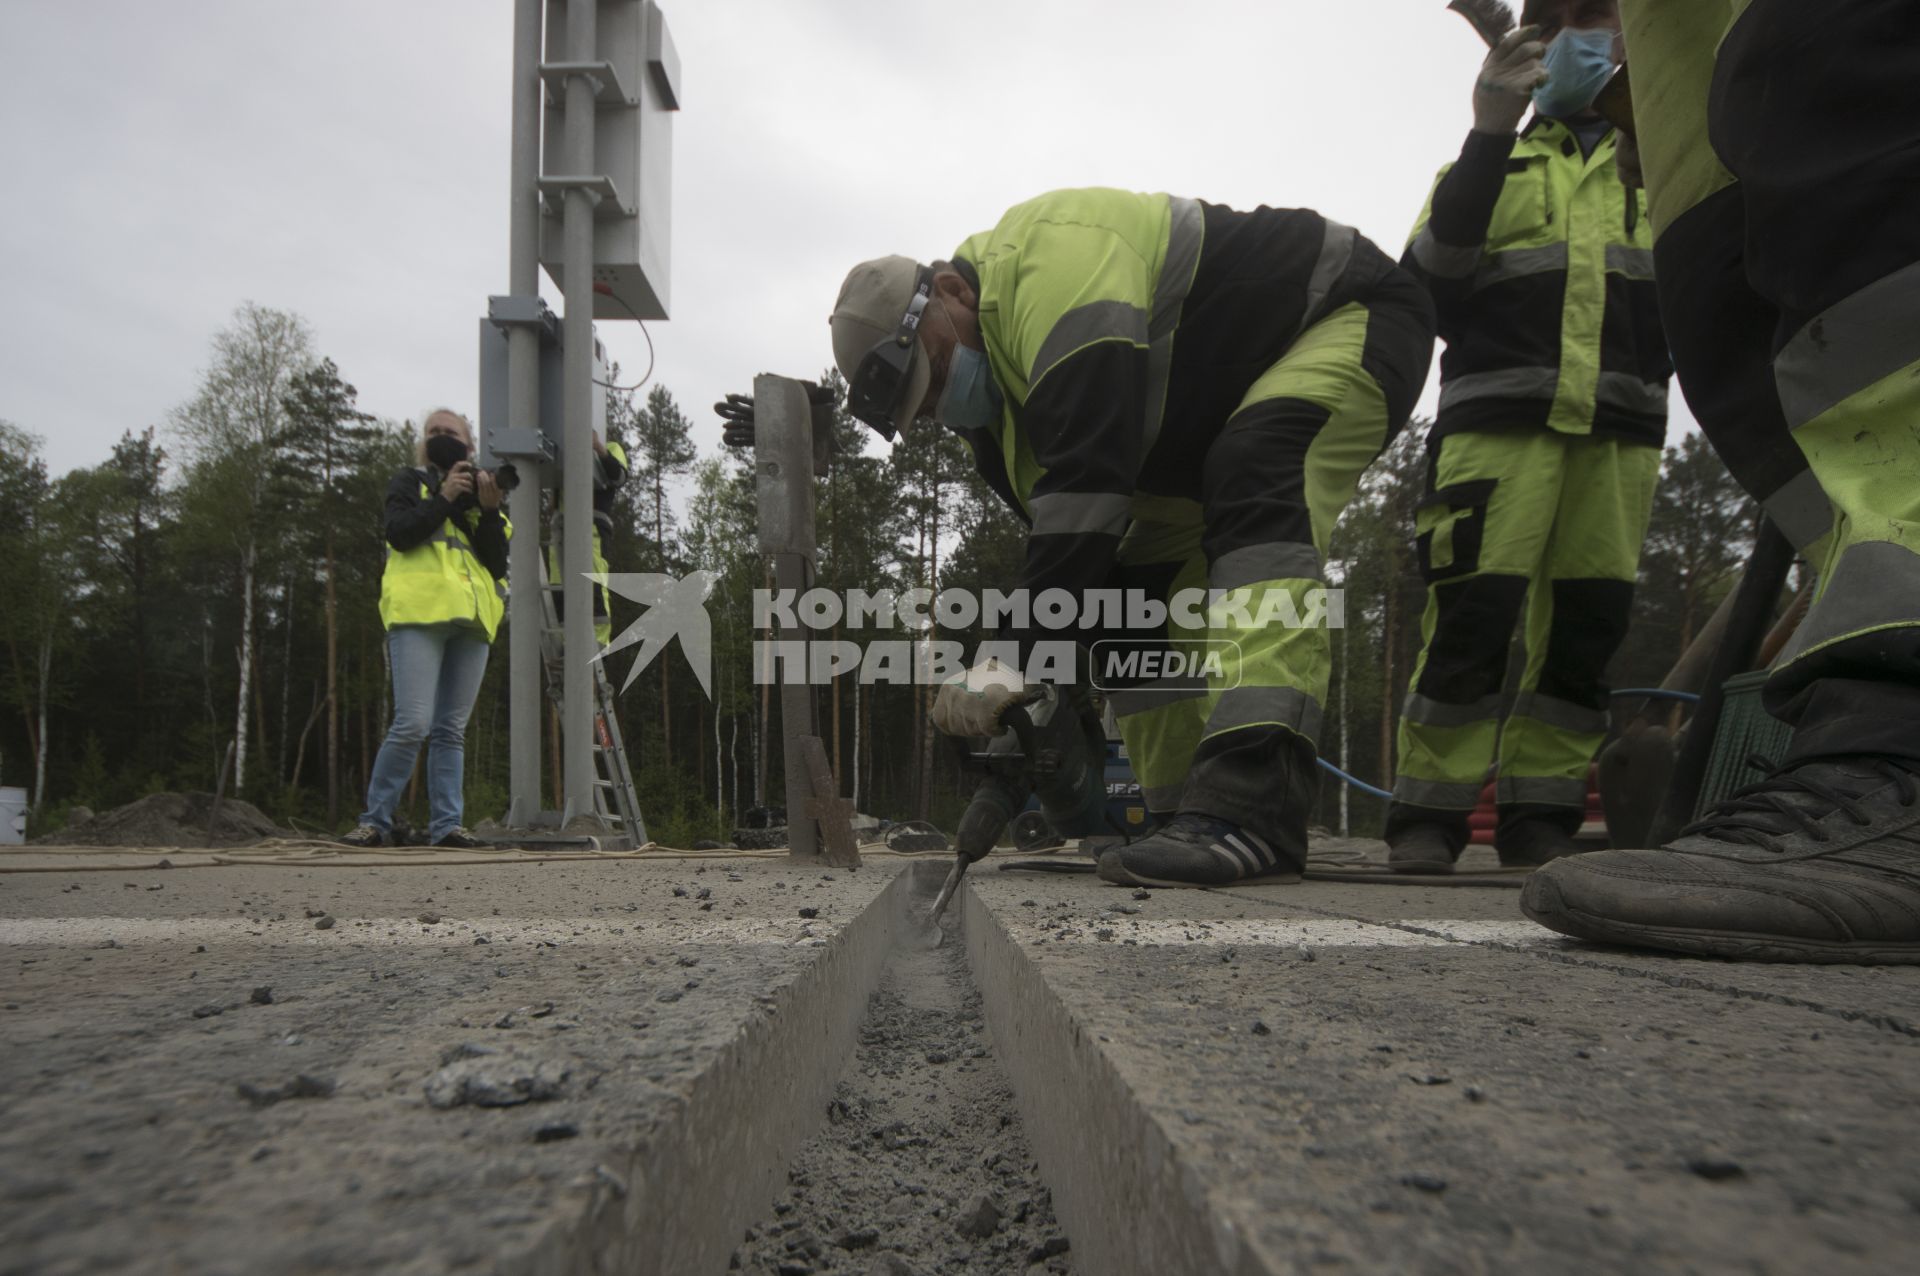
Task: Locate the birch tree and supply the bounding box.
[170,303,313,791]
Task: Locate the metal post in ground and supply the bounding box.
[753,375,821,858]
[559,0,600,824]
[503,0,543,827]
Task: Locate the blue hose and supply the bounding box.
[1316,758,1394,800]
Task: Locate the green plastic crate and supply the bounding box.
[1695,669,1794,816]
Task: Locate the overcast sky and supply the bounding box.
[1,0,1697,481]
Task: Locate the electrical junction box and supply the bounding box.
[476,295,608,485]
[539,0,679,321]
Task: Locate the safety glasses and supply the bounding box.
[845,266,933,440]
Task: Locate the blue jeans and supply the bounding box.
[359,623,491,842]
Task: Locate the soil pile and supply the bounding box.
[732,928,1073,1275]
[33,792,288,848]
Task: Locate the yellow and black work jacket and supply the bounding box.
[1404,117,1670,445]
[378,467,512,641]
[951,187,1400,615]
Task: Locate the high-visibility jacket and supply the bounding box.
[950,187,1400,607]
[1404,117,1671,445]
[378,468,512,641]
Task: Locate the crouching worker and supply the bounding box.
[340,409,510,849]
[830,188,1434,887]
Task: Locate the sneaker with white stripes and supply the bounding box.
[1096,813,1301,888]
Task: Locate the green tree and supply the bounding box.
[627,383,698,766]
[282,357,380,821]
[170,302,314,793]
[0,422,58,807]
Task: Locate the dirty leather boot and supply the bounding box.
[1387,823,1459,875]
[1495,817,1585,868]
[1097,814,1302,888]
[1521,754,1920,962]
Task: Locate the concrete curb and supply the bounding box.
[510,865,915,1276]
[964,885,1278,1276]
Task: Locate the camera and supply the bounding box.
[434,460,519,511]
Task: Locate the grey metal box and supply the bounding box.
[539,0,678,321]
[476,299,607,484]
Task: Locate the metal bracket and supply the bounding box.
[537,59,638,107]
[487,427,556,462]
[537,174,635,219]
[487,294,561,343]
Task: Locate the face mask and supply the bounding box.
[425,433,470,471]
[1533,27,1616,119]
[931,304,1003,432]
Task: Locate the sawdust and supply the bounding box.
[31,792,288,848]
[732,925,1073,1275]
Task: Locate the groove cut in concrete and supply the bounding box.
[513,866,918,1275]
[962,886,1266,1276]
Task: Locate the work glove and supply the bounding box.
[931,656,1041,739]
[1472,24,1548,135]
[713,380,840,450]
[1614,129,1645,189]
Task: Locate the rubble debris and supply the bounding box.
[422,1049,570,1109]
[956,1192,1001,1239]
[31,791,288,848]
[1687,1157,1746,1182]
[237,1074,336,1107]
[314,915,336,930]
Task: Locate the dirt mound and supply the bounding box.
[33,792,289,848]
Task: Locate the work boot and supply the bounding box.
[1386,823,1458,875]
[1495,817,1585,868]
[1521,754,1920,963]
[434,828,489,850]
[338,823,387,849]
[1097,813,1300,888]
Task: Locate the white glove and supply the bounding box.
[1472,25,1549,135]
[931,657,1040,738]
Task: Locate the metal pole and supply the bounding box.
[560,0,599,822]
[504,0,543,826]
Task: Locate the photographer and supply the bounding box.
[339,408,510,849]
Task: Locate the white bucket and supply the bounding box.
[0,786,26,846]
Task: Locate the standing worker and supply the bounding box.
[1386,0,1672,873]
[830,187,1434,887]
[1523,0,1920,962]
[549,431,629,647]
[341,409,511,849]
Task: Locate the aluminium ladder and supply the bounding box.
[536,554,647,844]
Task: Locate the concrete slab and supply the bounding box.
[965,868,1920,1275]
[1235,878,1920,1035]
[0,855,911,1275]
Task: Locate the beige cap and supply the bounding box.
[831,255,931,428]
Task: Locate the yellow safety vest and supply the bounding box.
[378,476,512,641]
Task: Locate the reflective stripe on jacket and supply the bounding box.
[378,469,512,641]
[1404,118,1671,445]
[951,186,1392,607]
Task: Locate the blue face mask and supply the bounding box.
[932,306,1003,432]
[1533,27,1616,119]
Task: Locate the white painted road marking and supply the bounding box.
[0,915,827,948]
[1002,917,1562,949]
